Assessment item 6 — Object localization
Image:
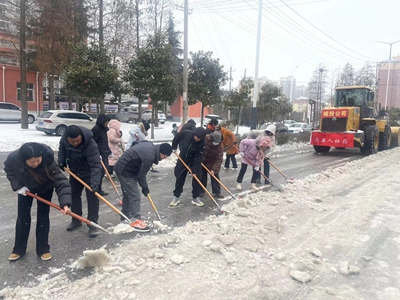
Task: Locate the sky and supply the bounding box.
[176,0,400,89]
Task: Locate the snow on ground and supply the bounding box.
[2,146,400,299]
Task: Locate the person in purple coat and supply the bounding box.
[236,136,271,191]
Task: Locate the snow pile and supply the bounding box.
[1,148,399,299]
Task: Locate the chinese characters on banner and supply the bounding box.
[310,132,354,148]
[322,109,348,118]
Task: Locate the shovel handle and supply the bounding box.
[64,167,132,223]
[147,194,162,222]
[174,152,222,210]
[25,192,108,233]
[201,163,236,200]
[100,160,123,200]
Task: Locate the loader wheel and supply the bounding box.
[378,125,391,151]
[360,125,379,155]
[313,145,331,153]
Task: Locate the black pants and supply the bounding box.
[13,189,53,256]
[173,160,202,199]
[236,163,258,184]
[224,154,237,168]
[108,165,114,175]
[99,155,109,191]
[70,173,99,223]
[201,170,221,194]
[256,157,270,184]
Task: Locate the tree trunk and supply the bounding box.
[154,100,159,127]
[236,105,242,135]
[200,102,204,127]
[99,0,104,43]
[100,96,105,114]
[49,75,55,110]
[151,104,155,139]
[19,0,28,129]
[68,93,73,110]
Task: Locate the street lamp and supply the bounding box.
[290,66,298,103]
[377,39,400,110]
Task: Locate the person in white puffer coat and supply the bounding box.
[247,124,276,185]
[127,122,150,148]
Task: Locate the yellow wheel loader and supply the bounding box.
[310,86,400,155]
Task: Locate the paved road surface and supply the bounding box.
[0,147,363,289]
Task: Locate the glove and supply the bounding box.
[172,149,177,153]
[91,186,99,194]
[254,167,259,171]
[142,188,149,196]
[59,163,66,171]
[17,186,29,196]
[239,152,244,157]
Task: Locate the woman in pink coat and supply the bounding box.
[107,119,122,176]
[236,136,271,191]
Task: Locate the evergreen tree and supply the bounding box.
[355,61,376,88]
[338,63,356,86]
[188,51,228,126]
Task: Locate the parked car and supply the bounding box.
[141,110,166,124]
[0,102,36,124]
[116,105,139,123]
[259,122,288,134]
[203,114,224,126]
[35,110,95,136]
[288,122,308,133]
[303,124,313,132]
[283,119,296,128]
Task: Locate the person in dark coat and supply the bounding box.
[201,131,224,198]
[58,125,102,237]
[180,119,196,132]
[205,118,219,135]
[114,141,172,232]
[170,127,207,207]
[4,142,71,261]
[91,114,111,196]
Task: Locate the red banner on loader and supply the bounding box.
[322,109,348,118]
[310,132,354,148]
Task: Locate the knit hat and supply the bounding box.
[159,143,172,156]
[211,131,222,145]
[209,118,219,125]
[65,125,83,138]
[193,127,207,140]
[19,142,44,161]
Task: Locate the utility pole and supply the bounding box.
[228,66,232,120]
[182,0,189,123]
[377,40,400,110]
[251,0,263,130]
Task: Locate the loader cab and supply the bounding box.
[334,86,374,108]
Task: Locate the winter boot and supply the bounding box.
[251,183,260,191]
[67,220,82,231]
[236,183,242,190]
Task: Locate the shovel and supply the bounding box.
[26,191,109,233]
[147,194,163,223]
[174,153,225,214]
[267,159,295,183]
[64,167,136,227]
[201,163,238,201]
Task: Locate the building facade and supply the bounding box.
[376,56,400,109]
[279,76,296,102]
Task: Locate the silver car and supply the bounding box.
[141,110,166,124]
[35,110,95,136]
[0,102,36,124]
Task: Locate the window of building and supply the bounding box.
[17,82,34,102]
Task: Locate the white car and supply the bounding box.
[288,122,308,133]
[35,110,96,136]
[0,102,36,124]
[203,114,223,126]
[141,110,166,124]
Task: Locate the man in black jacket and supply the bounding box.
[58,125,102,237]
[91,114,111,196]
[170,127,207,207]
[180,119,196,132]
[114,141,172,232]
